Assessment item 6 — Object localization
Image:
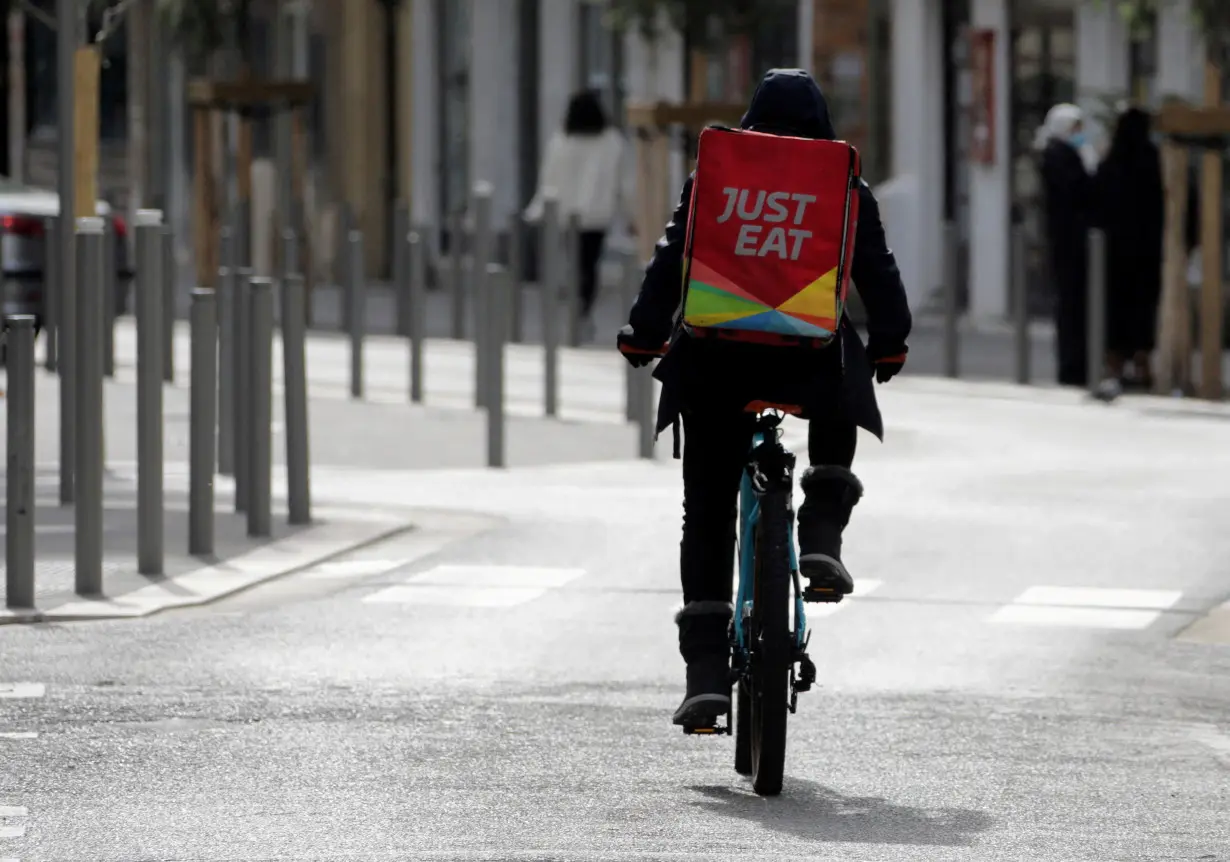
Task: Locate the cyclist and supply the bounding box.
[617,69,912,727]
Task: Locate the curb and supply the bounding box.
[0,515,411,625]
[1175,600,1230,646]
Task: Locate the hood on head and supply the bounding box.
[739,69,836,140]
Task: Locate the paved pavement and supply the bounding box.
[1,369,1228,859]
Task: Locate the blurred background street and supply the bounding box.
[2,0,1229,859]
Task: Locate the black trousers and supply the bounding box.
[679,406,857,605]
[578,230,606,316]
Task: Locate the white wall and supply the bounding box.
[1156,0,1205,101]
[797,0,815,72]
[1075,0,1129,147]
[880,0,944,313]
[410,0,438,232]
[471,0,521,222]
[540,0,579,158]
[967,0,1011,321]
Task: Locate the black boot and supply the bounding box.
[671,601,733,728]
[797,465,863,600]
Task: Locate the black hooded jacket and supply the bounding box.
[627,69,912,444]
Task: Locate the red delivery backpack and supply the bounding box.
[679,127,860,347]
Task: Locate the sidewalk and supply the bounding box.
[0,369,411,624]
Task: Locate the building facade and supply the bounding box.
[881,0,1208,321]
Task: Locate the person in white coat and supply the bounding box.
[525,90,634,337]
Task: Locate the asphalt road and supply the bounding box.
[2,378,1229,861]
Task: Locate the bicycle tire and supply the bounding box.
[734,677,752,775]
[749,488,791,797]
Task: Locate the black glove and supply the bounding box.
[867,340,907,384]
[617,325,663,368]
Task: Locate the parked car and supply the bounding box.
[0,175,132,335]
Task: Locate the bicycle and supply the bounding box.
[618,339,836,796]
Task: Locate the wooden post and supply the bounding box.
[1199,62,1224,400]
[1156,141,1192,394]
[72,47,100,219]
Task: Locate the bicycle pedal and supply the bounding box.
[682,724,730,736]
[802,586,847,604]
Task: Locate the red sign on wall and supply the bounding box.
[970,29,997,165]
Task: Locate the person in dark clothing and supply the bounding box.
[617,69,912,727]
[1093,107,1164,388]
[1037,103,1096,387]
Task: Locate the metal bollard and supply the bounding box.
[942,220,959,379]
[162,224,175,381]
[565,213,582,347]
[392,199,410,337]
[247,278,274,537]
[188,287,217,556]
[541,194,561,417]
[281,227,299,281]
[485,264,508,468]
[281,272,312,525]
[508,215,525,343]
[5,316,36,609]
[217,226,236,476]
[135,209,165,575]
[408,230,426,403]
[347,229,365,398]
[236,197,252,268]
[74,217,106,596]
[637,369,656,460]
[1087,228,1107,394]
[472,183,494,409]
[103,217,117,377]
[43,216,58,372]
[448,208,465,339]
[59,217,77,505]
[234,268,253,513]
[338,204,354,333]
[622,253,640,423]
[1012,224,1031,385]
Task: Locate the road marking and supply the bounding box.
[0,684,44,699]
[0,733,37,740]
[1012,586,1183,610]
[301,559,408,580]
[364,565,585,608]
[989,605,1161,630]
[1188,724,1230,768]
[0,806,25,839]
[989,586,1183,630]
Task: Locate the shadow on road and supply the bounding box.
[688,779,993,847]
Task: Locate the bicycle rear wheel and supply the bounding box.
[749,488,791,797]
[734,678,751,775]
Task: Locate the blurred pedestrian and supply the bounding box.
[1036,103,1095,387]
[1093,106,1163,390]
[524,90,634,341]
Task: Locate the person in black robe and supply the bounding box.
[1094,107,1164,388]
[1037,103,1096,387]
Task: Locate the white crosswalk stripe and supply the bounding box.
[0,684,44,700]
[0,806,26,839]
[363,565,586,608]
[989,586,1183,630]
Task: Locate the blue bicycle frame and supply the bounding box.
[732,424,808,661]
